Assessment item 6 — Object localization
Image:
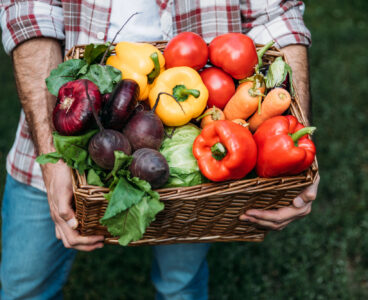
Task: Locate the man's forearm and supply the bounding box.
[12,38,63,155]
[281,45,311,123]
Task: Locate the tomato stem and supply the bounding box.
[196,107,221,121]
[256,40,275,72]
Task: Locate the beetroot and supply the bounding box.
[101,79,139,130]
[129,148,169,188]
[101,93,111,107]
[53,79,102,136]
[77,80,132,170]
[123,107,164,151]
[88,129,131,169]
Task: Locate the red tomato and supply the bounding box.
[209,33,258,79]
[200,67,235,109]
[164,32,208,70]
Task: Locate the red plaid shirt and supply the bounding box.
[0,0,311,191]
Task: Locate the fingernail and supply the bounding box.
[239,216,249,221]
[67,218,78,229]
[245,211,256,217]
[294,197,305,208]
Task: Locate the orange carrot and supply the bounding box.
[248,87,291,132]
[232,119,249,128]
[223,81,265,121]
[196,106,225,128]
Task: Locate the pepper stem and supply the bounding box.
[290,127,316,143]
[173,85,200,102]
[211,142,227,160]
[256,40,275,72]
[147,52,161,84]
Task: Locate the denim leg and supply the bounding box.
[151,243,211,300]
[1,174,76,300]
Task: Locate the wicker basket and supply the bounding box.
[66,41,319,246]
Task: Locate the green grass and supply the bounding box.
[1,0,368,299]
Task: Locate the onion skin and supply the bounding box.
[53,79,102,136]
[123,110,164,151]
[88,129,132,170]
[101,79,139,130]
[129,148,169,188]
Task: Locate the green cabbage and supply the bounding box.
[160,124,206,187]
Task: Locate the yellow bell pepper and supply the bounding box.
[149,67,208,126]
[106,42,165,100]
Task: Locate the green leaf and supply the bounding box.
[80,64,121,94]
[110,151,133,178]
[76,64,89,77]
[45,59,87,96]
[284,63,295,96]
[101,177,145,220]
[87,169,105,186]
[265,57,294,96]
[83,43,112,65]
[36,152,63,164]
[265,57,285,88]
[165,168,208,188]
[117,196,164,245]
[52,130,98,173]
[101,195,164,246]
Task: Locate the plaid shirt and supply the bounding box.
[0,0,311,192]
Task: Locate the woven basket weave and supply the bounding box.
[66,41,319,246]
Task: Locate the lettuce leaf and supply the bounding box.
[160,124,207,187]
[265,57,294,96]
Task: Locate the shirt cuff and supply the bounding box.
[1,1,65,55]
[244,2,311,49]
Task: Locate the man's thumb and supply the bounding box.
[58,203,78,229]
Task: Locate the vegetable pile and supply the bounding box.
[37,31,316,246]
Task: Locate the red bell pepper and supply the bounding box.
[192,120,257,182]
[254,115,316,177]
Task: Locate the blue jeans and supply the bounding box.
[1,174,210,299]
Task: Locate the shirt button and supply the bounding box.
[97,32,105,40]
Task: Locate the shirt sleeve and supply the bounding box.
[0,1,65,55]
[241,0,311,48]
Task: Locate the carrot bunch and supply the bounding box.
[198,40,294,132]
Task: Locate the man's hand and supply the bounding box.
[239,175,319,230]
[42,161,105,251]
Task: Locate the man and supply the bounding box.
[0,0,319,299]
